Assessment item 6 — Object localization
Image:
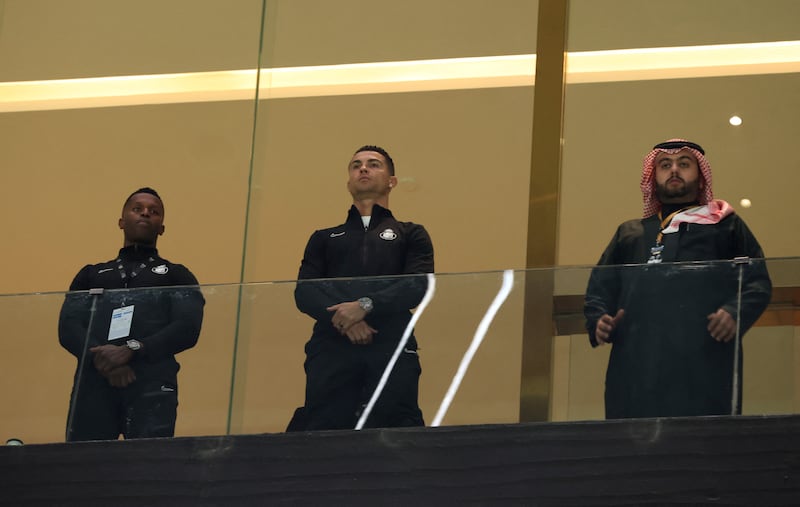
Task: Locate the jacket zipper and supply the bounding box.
[361,223,369,266]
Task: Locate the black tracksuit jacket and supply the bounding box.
[58,244,204,383]
[294,204,434,342]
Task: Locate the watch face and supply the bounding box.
[359,297,373,312]
[126,339,141,351]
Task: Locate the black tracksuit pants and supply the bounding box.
[302,334,424,431]
[66,369,178,441]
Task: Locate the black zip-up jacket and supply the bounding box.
[295,204,434,341]
[58,244,205,381]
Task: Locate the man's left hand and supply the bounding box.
[90,344,133,374]
[344,320,377,345]
[104,365,137,388]
[327,301,367,332]
[707,309,737,343]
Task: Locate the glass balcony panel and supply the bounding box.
[1,257,794,444]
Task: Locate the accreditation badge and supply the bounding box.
[108,305,135,341]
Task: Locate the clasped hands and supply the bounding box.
[594,308,737,345]
[328,301,376,345]
[89,344,136,388]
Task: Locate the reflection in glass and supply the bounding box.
[0,259,797,445]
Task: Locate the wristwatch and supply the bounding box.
[126,339,143,353]
[358,297,374,313]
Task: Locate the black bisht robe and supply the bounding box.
[584,212,771,418]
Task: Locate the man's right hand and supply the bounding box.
[103,365,137,388]
[90,344,133,374]
[344,320,377,345]
[327,301,367,331]
[595,309,625,345]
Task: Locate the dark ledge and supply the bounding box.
[2,415,800,506]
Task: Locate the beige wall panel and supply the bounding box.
[173,284,242,438]
[0,101,256,294]
[0,0,538,81]
[226,282,309,434]
[559,73,800,267]
[0,294,72,444]
[563,333,607,421]
[262,0,537,67]
[0,0,264,80]
[550,333,571,421]
[568,0,800,51]
[742,325,796,416]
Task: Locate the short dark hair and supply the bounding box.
[123,187,162,210]
[355,145,395,175]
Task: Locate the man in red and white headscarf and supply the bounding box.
[584,139,772,419]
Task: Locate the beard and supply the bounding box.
[655,178,700,202]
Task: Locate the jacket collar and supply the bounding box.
[345,203,393,230]
[117,244,159,261]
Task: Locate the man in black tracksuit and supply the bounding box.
[294,145,434,430]
[58,187,204,441]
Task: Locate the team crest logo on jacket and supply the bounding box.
[152,264,169,275]
[379,229,397,241]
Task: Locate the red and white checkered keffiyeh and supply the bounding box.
[660,200,734,236]
[640,138,715,217]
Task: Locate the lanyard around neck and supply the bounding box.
[115,256,156,287]
[655,206,695,245]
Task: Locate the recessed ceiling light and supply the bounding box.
[729,115,743,126]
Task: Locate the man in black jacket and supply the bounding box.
[59,187,204,441]
[294,145,434,430]
[584,139,772,418]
